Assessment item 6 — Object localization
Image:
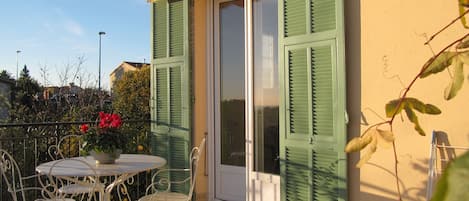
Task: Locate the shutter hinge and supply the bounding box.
[345,111,349,124]
[191,96,195,104]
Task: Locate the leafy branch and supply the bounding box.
[345,4,469,201]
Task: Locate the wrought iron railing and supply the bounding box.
[0,120,152,201]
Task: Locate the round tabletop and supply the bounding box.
[36,154,166,177]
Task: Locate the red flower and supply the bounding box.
[80,124,89,133]
[99,112,111,128]
[110,114,122,128]
[98,111,107,120]
[98,112,122,129]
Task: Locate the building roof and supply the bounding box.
[110,61,150,75]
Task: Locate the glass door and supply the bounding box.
[214,0,246,200]
[246,0,280,200]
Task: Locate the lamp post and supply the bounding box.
[98,31,106,95]
[16,50,21,81]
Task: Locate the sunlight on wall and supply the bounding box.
[355,1,469,201]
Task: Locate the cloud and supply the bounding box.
[64,20,85,36]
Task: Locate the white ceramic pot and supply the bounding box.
[89,149,122,164]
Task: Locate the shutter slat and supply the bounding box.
[154,2,167,59]
[284,0,306,37]
[311,0,336,33]
[170,67,182,127]
[169,136,189,192]
[288,49,310,135]
[311,46,333,137]
[156,68,169,124]
[312,150,339,200]
[285,147,310,201]
[169,0,184,56]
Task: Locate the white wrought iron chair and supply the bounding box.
[426,131,469,200]
[48,134,82,160]
[45,158,103,201]
[48,134,104,200]
[0,149,74,201]
[139,137,206,201]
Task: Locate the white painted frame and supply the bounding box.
[206,0,217,199]
[244,1,253,201]
[207,0,247,200]
[207,0,280,200]
[245,0,281,201]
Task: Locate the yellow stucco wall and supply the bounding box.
[193,0,208,200]
[349,1,469,201]
[190,1,469,201]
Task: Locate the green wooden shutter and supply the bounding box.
[279,0,347,200]
[151,0,191,193]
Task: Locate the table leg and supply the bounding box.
[104,173,138,201]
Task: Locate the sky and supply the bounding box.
[0,0,150,90]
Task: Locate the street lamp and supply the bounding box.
[16,50,21,81]
[98,31,106,95]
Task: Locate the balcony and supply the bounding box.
[0,120,152,201]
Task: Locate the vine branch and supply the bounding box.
[361,32,469,201]
[386,33,469,200]
[390,32,469,124]
[425,9,469,45]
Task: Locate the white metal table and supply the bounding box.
[36,154,166,201]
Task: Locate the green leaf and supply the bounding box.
[459,0,469,29]
[405,98,426,113]
[456,36,469,49]
[458,51,469,65]
[404,105,426,136]
[431,151,469,201]
[385,99,406,118]
[424,104,442,115]
[420,52,457,78]
[444,58,465,100]
[405,97,442,115]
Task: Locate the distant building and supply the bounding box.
[109,61,150,89]
[43,83,82,103]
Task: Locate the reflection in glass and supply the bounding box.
[220,0,245,167]
[253,0,279,174]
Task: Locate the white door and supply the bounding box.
[214,0,246,200]
[245,0,281,200]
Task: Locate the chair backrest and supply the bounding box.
[0,149,28,201]
[45,158,100,199]
[187,137,206,199]
[49,134,82,160]
[426,131,469,200]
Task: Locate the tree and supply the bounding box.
[112,67,150,154]
[10,65,42,122]
[112,67,150,120]
[0,70,13,81]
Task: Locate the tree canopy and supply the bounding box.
[112,67,150,120]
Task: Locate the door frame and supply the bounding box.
[207,0,280,200]
[206,0,216,199]
[206,0,247,200]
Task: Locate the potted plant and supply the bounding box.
[80,112,127,164]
